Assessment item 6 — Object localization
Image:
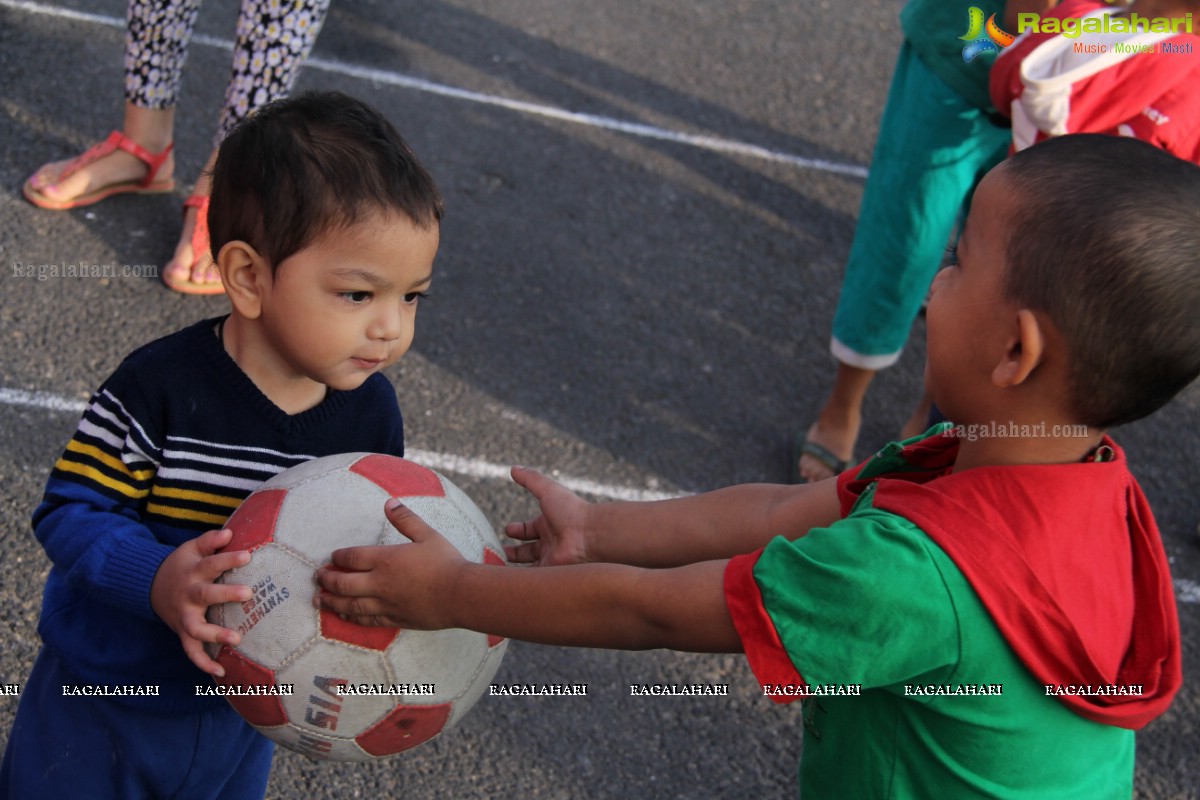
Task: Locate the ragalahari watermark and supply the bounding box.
[12,260,158,281]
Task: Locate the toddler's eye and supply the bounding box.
[403,291,428,304]
[944,244,960,267]
[341,291,372,304]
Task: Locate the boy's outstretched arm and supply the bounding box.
[503,466,841,569]
[316,500,742,653]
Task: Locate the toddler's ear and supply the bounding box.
[217,241,270,320]
[992,308,1046,388]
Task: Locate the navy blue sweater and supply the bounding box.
[32,316,405,711]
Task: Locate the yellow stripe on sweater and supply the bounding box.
[63,440,155,482]
[151,486,243,510]
[145,503,231,527]
[54,458,149,500]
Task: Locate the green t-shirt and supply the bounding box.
[900,0,1006,111]
[745,488,1134,798]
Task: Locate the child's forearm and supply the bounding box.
[584,478,840,568]
[34,486,175,619]
[319,500,746,651]
[445,559,740,652]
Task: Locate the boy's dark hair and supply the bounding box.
[1001,134,1200,429]
[208,91,443,269]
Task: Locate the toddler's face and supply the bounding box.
[257,210,439,392]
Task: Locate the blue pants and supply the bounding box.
[0,649,273,800]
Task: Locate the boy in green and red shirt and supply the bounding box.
[316,134,1190,798]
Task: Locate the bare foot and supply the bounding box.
[26,141,174,207]
[797,416,858,483]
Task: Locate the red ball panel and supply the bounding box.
[320,609,402,651]
[213,646,287,727]
[356,703,452,756]
[483,548,507,648]
[350,455,444,499]
[224,488,287,553]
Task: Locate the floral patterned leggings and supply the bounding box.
[124,0,332,147]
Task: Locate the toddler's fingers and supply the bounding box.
[182,611,242,647]
[201,549,252,579]
[193,527,235,556]
[189,580,253,608]
[181,635,230,678]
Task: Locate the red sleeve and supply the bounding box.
[723,550,807,703]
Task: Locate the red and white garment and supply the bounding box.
[990,0,1200,162]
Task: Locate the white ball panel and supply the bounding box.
[274,470,391,563]
[402,495,485,562]
[267,725,374,763]
[385,628,491,703]
[277,640,392,739]
[215,544,319,669]
[259,452,369,491]
[445,639,508,729]
[438,473,505,551]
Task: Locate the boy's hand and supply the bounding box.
[150,528,252,677]
[314,499,468,629]
[503,466,594,566]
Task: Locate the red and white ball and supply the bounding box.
[205,453,507,761]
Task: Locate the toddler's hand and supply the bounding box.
[150,528,252,677]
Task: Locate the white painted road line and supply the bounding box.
[1,0,870,180]
[0,386,683,502]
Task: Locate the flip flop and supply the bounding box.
[162,194,225,296]
[23,131,175,210]
[790,432,850,485]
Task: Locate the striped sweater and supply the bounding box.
[32,316,405,711]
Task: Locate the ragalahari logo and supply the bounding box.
[960,6,1016,62]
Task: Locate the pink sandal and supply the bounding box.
[162,194,225,296]
[23,131,175,210]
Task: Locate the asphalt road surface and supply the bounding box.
[1,0,1197,797]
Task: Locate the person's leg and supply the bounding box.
[164,0,332,292]
[797,42,1009,481]
[23,0,201,207]
[213,0,332,144]
[163,148,221,292]
[2,649,274,800]
[796,362,874,482]
[185,705,274,800]
[1,649,183,799]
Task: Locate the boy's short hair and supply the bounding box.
[1001,134,1200,429]
[208,90,444,269]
